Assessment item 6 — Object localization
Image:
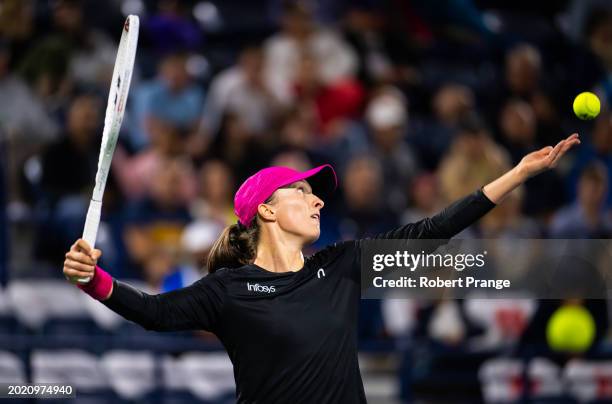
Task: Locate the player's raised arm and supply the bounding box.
[63,239,225,332]
[374,133,580,241]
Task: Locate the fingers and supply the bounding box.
[550,136,581,167]
[64,260,94,274]
[537,146,554,155]
[72,239,92,254]
[63,258,95,283]
[565,133,579,142]
[544,140,565,165]
[69,240,101,261]
[91,249,102,261]
[65,250,96,266]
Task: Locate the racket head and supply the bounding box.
[92,14,139,202]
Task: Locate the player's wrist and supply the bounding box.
[77,266,113,301]
[511,164,529,183]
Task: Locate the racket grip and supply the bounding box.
[80,199,103,284]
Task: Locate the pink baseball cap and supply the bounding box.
[234,164,337,227]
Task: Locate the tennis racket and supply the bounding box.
[79,15,139,283]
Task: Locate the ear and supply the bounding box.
[257,203,276,222]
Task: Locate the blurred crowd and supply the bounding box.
[3,0,612,284]
[2,0,612,400]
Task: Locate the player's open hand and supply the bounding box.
[63,239,102,284]
[516,133,580,180]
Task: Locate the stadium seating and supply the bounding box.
[163,352,235,400]
[100,350,156,400]
[479,358,524,402]
[564,360,612,402]
[479,357,612,403]
[7,281,89,330]
[32,350,109,390]
[0,351,26,383]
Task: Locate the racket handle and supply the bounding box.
[79,199,103,284]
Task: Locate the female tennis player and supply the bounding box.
[64,133,579,403]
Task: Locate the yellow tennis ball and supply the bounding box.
[573,92,600,120]
[546,305,595,353]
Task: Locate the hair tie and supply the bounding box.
[236,220,247,231]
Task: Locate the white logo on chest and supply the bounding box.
[317,268,326,278]
[247,283,276,293]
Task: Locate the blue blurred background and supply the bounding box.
[1,0,612,402]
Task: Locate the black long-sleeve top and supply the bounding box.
[102,188,496,403]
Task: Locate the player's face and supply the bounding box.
[268,180,324,243]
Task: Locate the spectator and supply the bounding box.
[366,86,418,213]
[50,0,117,88]
[277,104,318,152]
[411,83,475,170]
[35,92,101,266]
[401,173,443,224]
[280,85,367,173]
[112,123,197,202]
[39,93,100,201]
[342,4,395,87]
[123,159,193,287]
[566,0,612,43]
[487,43,563,146]
[0,42,58,143]
[411,0,494,45]
[264,0,358,105]
[144,0,203,56]
[505,44,542,99]
[0,0,35,65]
[438,115,510,203]
[434,84,476,131]
[159,220,223,292]
[550,162,612,238]
[131,52,205,150]
[338,154,398,240]
[342,3,420,89]
[503,44,563,145]
[499,100,566,219]
[499,99,538,164]
[0,41,59,204]
[293,52,365,134]
[200,46,280,138]
[18,35,72,110]
[191,159,236,227]
[206,113,272,184]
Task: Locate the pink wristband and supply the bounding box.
[77,265,113,300]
